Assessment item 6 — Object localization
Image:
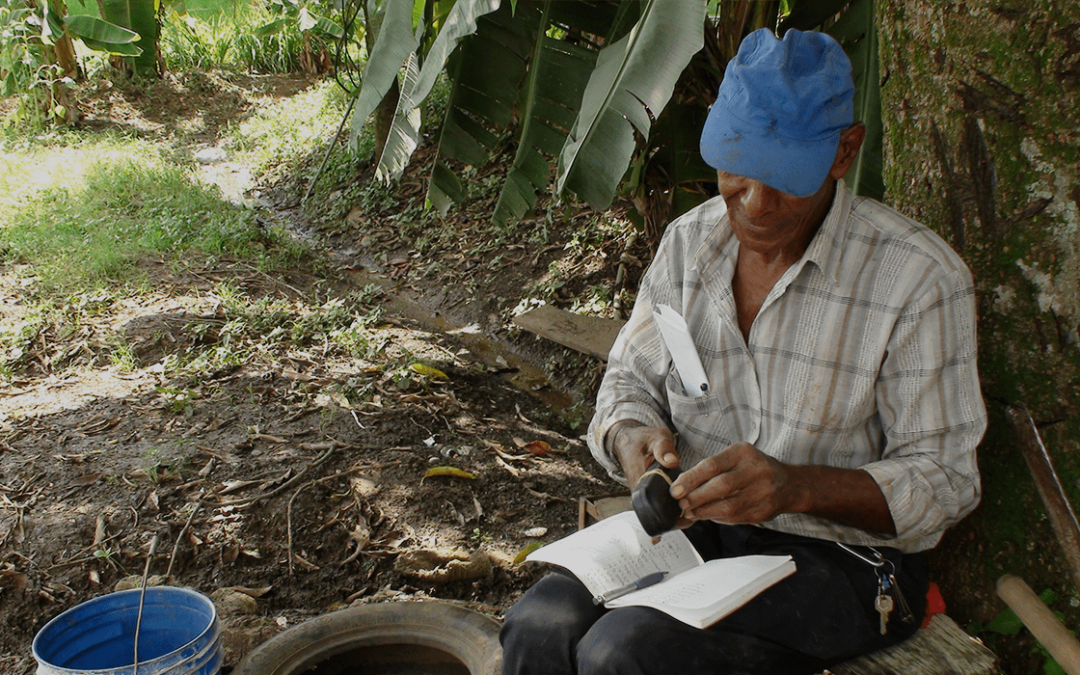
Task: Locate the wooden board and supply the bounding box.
[822,614,998,675]
[512,306,626,361]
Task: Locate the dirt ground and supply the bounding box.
[0,71,641,673]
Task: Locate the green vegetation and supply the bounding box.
[225,79,354,180]
[0,134,293,293]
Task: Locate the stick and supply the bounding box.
[998,574,1080,675]
[1006,404,1080,592]
[165,502,202,580]
[133,536,159,675]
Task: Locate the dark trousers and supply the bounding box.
[500,522,926,675]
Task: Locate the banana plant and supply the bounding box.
[253,0,345,74]
[347,0,882,240]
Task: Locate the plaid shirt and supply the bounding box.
[588,181,986,553]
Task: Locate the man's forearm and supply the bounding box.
[786,464,896,536]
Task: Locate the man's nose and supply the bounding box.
[740,180,778,217]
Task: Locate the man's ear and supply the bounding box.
[829,123,867,180]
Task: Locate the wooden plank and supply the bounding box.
[512,306,626,361]
[823,614,998,675]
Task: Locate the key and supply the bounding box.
[888,574,915,622]
[875,592,894,635]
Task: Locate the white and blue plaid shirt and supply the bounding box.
[588,181,986,553]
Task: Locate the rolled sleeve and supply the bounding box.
[870,267,986,544]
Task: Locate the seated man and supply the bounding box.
[500,28,986,675]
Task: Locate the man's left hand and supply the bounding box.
[670,442,804,525]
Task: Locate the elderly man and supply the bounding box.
[499,28,986,675]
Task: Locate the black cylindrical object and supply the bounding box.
[631,464,682,536]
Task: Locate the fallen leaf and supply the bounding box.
[513,542,544,565]
[231,585,273,598]
[410,363,448,380]
[424,466,476,480]
[522,441,551,456]
[524,527,548,537]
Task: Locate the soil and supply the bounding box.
[0,69,1017,674]
[0,71,636,673]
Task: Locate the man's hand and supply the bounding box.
[608,422,678,487]
[670,443,800,525]
[669,442,898,535]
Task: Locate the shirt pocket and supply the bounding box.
[665,369,724,419]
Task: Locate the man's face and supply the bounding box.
[715,169,835,255]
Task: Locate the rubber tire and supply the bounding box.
[231,601,502,675]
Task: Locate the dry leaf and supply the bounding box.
[522,441,551,456]
[231,585,273,598]
[424,466,476,480]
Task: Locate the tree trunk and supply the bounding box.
[878,1,1080,668]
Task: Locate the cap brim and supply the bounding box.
[700,103,840,199]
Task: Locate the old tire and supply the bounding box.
[231,601,502,675]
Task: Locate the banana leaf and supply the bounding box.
[297,7,344,39]
[491,17,597,226]
[101,0,158,75]
[63,14,140,43]
[426,0,540,212]
[825,0,884,200]
[556,0,705,210]
[375,0,502,182]
[253,18,290,37]
[347,0,420,150]
[375,49,423,182]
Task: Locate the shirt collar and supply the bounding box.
[803,178,852,286]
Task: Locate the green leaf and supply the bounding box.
[253,18,289,37]
[80,36,143,56]
[556,0,705,210]
[100,0,159,75]
[983,607,1024,636]
[427,0,541,212]
[311,12,344,39]
[375,47,423,182]
[492,22,597,226]
[778,0,852,33]
[64,14,141,44]
[347,0,420,150]
[41,6,64,46]
[375,0,503,182]
[825,0,884,200]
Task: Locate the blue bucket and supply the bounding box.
[32,586,222,675]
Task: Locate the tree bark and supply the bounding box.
[878,0,1080,663]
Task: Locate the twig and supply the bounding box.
[165,501,202,580]
[207,444,340,508]
[286,482,314,577]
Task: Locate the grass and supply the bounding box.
[0,133,299,294]
[225,78,355,181]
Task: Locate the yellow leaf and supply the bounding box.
[410,363,448,380]
[424,466,475,480]
[513,542,544,565]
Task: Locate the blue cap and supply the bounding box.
[700,28,854,198]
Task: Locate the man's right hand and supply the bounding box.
[608,422,679,487]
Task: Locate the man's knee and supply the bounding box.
[500,572,601,675]
[576,608,667,675]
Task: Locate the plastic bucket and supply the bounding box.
[32,586,222,675]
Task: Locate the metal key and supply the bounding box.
[888,573,915,623]
[875,592,894,635]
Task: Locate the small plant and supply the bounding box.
[970,588,1069,675]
